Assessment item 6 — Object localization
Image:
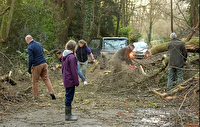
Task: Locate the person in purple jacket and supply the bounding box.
[62,40,79,121]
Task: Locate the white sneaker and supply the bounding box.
[84,81,88,85]
[60,83,63,86]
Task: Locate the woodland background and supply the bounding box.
[0,0,199,53]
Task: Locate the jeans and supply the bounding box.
[65,86,75,106]
[167,68,183,91]
[77,62,86,82]
[79,60,88,77]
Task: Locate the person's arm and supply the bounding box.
[87,46,96,62]
[69,56,79,86]
[28,47,34,74]
[90,53,95,62]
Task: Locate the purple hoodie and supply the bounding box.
[62,50,79,88]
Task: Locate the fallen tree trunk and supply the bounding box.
[185,38,200,53]
[150,42,168,55]
[90,61,99,73]
[150,21,199,55]
[150,38,199,55]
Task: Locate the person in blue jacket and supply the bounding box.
[25,35,56,100]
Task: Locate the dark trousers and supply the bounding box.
[167,68,183,91]
[65,86,75,106]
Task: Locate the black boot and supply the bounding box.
[50,93,56,100]
[65,106,78,121]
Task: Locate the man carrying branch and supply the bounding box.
[166,33,187,92]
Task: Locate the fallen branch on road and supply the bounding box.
[90,61,99,73]
[0,71,17,86]
[151,73,199,98]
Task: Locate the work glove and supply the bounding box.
[130,65,136,70]
[128,65,136,70]
[28,68,32,74]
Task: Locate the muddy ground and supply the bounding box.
[0,53,199,127]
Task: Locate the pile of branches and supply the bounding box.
[0,51,30,115]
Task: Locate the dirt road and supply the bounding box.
[0,82,177,127]
[0,77,198,127]
[0,57,199,127]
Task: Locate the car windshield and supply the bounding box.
[103,39,127,51]
[133,42,148,49]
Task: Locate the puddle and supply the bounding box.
[130,108,173,126]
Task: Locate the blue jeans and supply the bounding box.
[77,62,86,82]
[65,86,75,106]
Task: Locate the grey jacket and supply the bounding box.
[168,38,187,68]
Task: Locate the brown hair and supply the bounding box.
[78,39,87,46]
[65,40,77,51]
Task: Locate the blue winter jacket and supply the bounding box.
[27,40,46,69]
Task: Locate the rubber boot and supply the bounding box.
[65,106,78,121]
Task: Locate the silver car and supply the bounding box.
[132,41,150,59]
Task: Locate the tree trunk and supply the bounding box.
[49,0,75,44]
[147,21,153,46]
[147,0,153,45]
[115,16,120,36]
[81,0,85,39]
[170,0,173,32]
[97,23,101,37]
[82,0,93,41]
[150,38,199,55]
[190,0,199,27]
[150,42,168,55]
[0,0,15,48]
[121,0,125,28]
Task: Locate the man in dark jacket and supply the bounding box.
[25,35,56,100]
[110,44,135,73]
[167,33,187,91]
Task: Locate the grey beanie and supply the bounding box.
[170,32,177,39]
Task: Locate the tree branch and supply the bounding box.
[0,51,14,68]
[175,2,190,26]
[184,21,199,42]
[0,6,10,16]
